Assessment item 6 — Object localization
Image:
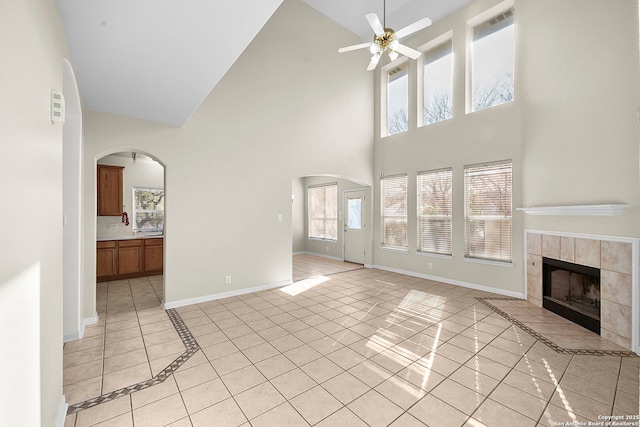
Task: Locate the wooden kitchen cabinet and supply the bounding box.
[97,165,124,216]
[118,239,144,275]
[144,238,164,273]
[96,240,118,279]
[97,238,163,282]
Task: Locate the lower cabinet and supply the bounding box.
[144,238,164,273]
[118,240,144,275]
[96,241,118,279]
[97,238,163,282]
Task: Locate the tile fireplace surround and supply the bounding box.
[526,231,639,353]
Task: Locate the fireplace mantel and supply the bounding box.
[517,204,629,216]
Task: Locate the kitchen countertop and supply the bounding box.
[97,234,163,242]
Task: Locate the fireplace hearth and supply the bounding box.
[542,257,601,334]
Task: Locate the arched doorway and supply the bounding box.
[94,151,166,306]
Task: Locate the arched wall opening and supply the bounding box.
[62,58,84,342]
[87,149,167,322]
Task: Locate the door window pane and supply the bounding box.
[347,198,362,229]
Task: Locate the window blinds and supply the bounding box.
[464,161,512,262]
[417,169,452,255]
[381,174,408,248]
[308,184,337,241]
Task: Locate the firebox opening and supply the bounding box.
[542,257,601,334]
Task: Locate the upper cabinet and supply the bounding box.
[97,164,124,216]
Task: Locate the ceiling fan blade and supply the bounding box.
[367,53,382,71]
[395,17,433,39]
[365,13,385,37]
[394,43,422,60]
[338,42,372,53]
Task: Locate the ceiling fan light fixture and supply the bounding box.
[338,2,432,70]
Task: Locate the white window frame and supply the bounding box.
[466,0,515,114]
[464,160,513,263]
[417,168,453,255]
[307,183,338,242]
[382,58,409,137]
[132,187,164,232]
[418,32,454,128]
[381,174,408,250]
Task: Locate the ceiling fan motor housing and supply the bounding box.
[374,28,398,50]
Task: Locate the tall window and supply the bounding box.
[471,8,515,112]
[381,174,408,248]
[464,161,512,262]
[386,62,409,136]
[423,41,453,126]
[308,184,337,241]
[133,187,164,232]
[417,169,452,255]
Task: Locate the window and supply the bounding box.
[386,62,409,136]
[308,184,337,241]
[464,161,512,262]
[417,169,452,255]
[381,174,408,248]
[471,8,514,112]
[133,187,164,232]
[422,41,453,126]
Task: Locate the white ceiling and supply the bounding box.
[56,0,472,127]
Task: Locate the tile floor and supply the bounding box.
[63,256,639,427]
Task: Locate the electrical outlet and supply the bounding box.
[107,223,118,230]
[428,263,433,270]
[225,275,231,284]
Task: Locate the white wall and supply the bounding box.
[519,0,640,236]
[373,0,523,296]
[292,178,306,252]
[0,0,69,425]
[81,0,374,311]
[96,154,164,239]
[371,0,639,296]
[62,59,84,343]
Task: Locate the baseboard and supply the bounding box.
[163,280,293,310]
[83,312,99,327]
[371,264,526,299]
[63,312,99,343]
[54,395,68,427]
[63,330,81,343]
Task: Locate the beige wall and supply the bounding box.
[372,0,639,296]
[520,0,640,237]
[81,0,374,311]
[0,0,69,425]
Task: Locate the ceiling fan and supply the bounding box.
[338,2,432,71]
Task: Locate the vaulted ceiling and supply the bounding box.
[56,0,472,127]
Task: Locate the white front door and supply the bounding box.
[343,190,366,264]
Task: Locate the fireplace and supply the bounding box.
[542,257,601,334]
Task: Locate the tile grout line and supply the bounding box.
[476,297,639,357]
[66,308,200,415]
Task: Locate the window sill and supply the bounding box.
[416,251,452,260]
[464,257,513,268]
[308,238,337,243]
[380,246,408,254]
